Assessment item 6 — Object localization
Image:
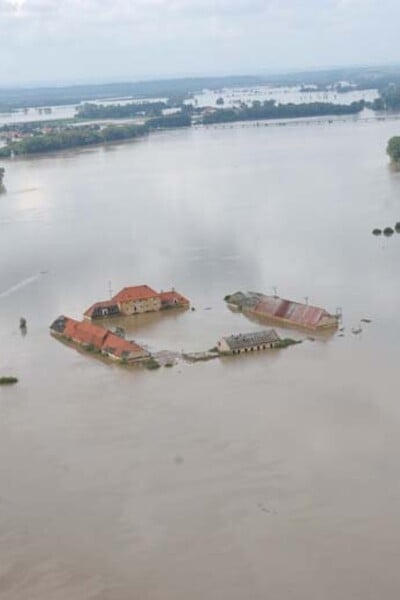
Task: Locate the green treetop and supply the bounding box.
[387,137,400,163]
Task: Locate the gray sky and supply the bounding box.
[0,0,398,85]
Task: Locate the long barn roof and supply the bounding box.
[253,295,333,328]
[223,329,280,351]
[226,291,336,330]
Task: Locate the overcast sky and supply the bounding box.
[0,0,399,85]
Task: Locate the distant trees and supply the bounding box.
[370,85,400,111]
[387,137,400,162]
[76,101,167,119]
[380,86,400,111]
[146,113,191,130]
[216,97,224,105]
[0,124,147,157]
[371,97,385,111]
[0,112,191,158]
[202,99,365,124]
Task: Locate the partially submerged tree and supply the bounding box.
[0,166,5,190]
[387,137,400,163]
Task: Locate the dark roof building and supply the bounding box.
[84,300,120,320]
[217,329,281,354]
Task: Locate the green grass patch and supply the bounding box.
[0,376,18,385]
[275,338,302,348]
[143,358,160,370]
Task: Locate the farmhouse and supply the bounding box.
[50,315,149,362]
[113,285,161,315]
[217,329,281,355]
[84,285,190,320]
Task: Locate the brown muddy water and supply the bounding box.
[1,119,400,599]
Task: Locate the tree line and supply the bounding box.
[76,101,167,119]
[202,99,365,124]
[0,99,375,158]
[0,113,191,157]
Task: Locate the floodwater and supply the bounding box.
[1,118,400,599]
[190,85,379,107]
[0,104,77,126]
[0,97,168,127]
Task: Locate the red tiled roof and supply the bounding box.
[102,332,147,359]
[159,290,190,305]
[71,320,109,349]
[63,317,79,338]
[112,285,159,303]
[52,315,148,359]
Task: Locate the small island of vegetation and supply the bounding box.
[0,376,18,385]
[387,136,400,163]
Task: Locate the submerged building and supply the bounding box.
[225,291,338,331]
[84,285,190,320]
[217,329,281,355]
[50,315,150,362]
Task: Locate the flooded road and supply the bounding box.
[1,119,400,599]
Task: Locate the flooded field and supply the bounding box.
[189,84,379,108]
[1,118,400,599]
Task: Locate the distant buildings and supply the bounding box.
[50,315,149,363]
[217,329,281,355]
[225,291,338,331]
[84,285,190,320]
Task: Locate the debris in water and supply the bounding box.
[372,228,382,236]
[360,318,372,323]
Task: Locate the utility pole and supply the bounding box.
[108,280,113,300]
